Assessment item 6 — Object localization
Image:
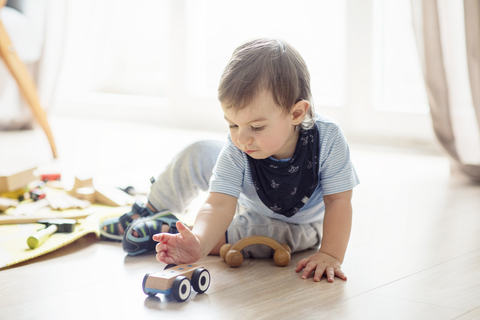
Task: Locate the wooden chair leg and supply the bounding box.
[0,18,58,158]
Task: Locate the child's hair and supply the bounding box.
[218,38,315,129]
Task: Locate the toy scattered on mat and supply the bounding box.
[0,210,91,225]
[27,219,76,249]
[46,191,90,210]
[0,197,19,212]
[11,192,90,215]
[40,173,61,182]
[0,180,43,203]
[0,167,36,193]
[220,236,291,268]
[1,188,28,201]
[69,177,135,207]
[142,264,211,302]
[30,189,46,201]
[12,199,50,215]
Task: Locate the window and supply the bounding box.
[372,0,428,113]
[186,0,346,106]
[55,0,169,109]
[53,0,436,146]
[89,1,169,97]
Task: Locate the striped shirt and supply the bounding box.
[209,114,360,224]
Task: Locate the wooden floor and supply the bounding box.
[1,115,480,320]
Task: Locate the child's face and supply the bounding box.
[222,91,299,160]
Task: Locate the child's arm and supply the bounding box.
[295,189,353,282]
[153,192,237,265]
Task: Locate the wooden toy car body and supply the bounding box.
[142,264,210,302]
[220,236,291,267]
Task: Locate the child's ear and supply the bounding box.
[291,100,310,125]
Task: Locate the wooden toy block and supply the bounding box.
[142,264,211,302]
[75,187,96,203]
[68,177,93,195]
[94,186,135,207]
[68,177,134,207]
[0,167,37,193]
[220,236,291,268]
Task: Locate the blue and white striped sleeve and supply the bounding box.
[319,124,360,195]
[209,137,245,198]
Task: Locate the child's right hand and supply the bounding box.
[153,221,202,265]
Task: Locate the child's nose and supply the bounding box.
[237,129,252,146]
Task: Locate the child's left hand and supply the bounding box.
[295,251,347,282]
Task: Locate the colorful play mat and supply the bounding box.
[0,205,131,269]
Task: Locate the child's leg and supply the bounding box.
[121,140,225,255]
[226,211,323,258]
[147,140,225,214]
[102,140,224,238]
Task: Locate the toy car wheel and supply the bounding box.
[225,249,244,267]
[142,273,156,297]
[220,244,233,260]
[172,276,191,302]
[273,248,290,267]
[192,268,210,294]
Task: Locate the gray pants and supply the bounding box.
[148,140,322,258]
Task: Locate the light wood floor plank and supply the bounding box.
[367,249,480,311]
[454,307,480,320]
[1,115,480,320]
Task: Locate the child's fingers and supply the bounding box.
[156,252,176,265]
[334,268,347,281]
[152,222,188,242]
[155,242,168,253]
[152,232,173,243]
[325,267,335,282]
[313,265,327,282]
[295,258,309,272]
[176,221,195,240]
[301,261,318,279]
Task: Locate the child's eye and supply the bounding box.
[229,124,238,129]
[251,126,265,132]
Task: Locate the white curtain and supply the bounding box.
[412,0,480,182]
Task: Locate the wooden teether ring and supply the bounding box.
[220,236,291,267]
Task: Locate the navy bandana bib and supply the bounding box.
[247,126,320,217]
